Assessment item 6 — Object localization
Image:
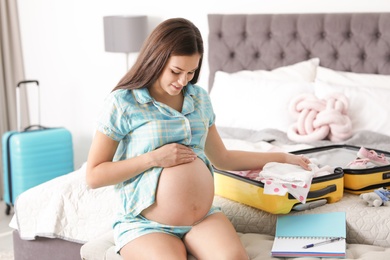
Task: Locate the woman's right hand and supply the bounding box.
[151,143,197,168]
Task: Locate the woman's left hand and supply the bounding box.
[285,154,311,170]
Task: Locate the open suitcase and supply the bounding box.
[2,80,74,215]
[295,144,390,194]
[213,156,344,214]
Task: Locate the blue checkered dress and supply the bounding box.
[96,83,215,218]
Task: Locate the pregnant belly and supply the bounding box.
[141,158,215,226]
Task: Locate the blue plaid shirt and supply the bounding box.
[97,83,215,217]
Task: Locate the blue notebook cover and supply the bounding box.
[271,212,346,258]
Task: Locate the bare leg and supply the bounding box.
[184,212,248,260]
[120,232,187,260]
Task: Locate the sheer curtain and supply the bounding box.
[0,0,29,199]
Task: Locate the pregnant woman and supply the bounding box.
[86,18,310,260]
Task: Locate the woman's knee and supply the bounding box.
[215,245,249,260]
[184,213,248,259]
[120,233,187,260]
[190,245,248,260]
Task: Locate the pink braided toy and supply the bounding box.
[287,93,353,142]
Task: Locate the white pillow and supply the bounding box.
[314,81,390,136]
[316,66,390,89]
[232,58,320,83]
[210,71,315,133]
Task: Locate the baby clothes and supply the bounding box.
[258,161,333,203]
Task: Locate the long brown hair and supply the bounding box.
[113,18,204,91]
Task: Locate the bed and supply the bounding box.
[9,13,390,260]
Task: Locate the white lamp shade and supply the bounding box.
[103,15,147,53]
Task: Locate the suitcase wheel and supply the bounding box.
[5,204,11,215]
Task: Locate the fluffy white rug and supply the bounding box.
[0,251,14,260]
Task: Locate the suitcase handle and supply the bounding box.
[288,184,337,200]
[23,124,49,132]
[16,80,40,131]
[17,80,39,87]
[307,184,337,198]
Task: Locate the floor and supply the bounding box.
[0,200,14,255]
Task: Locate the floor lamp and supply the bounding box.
[103,15,147,70]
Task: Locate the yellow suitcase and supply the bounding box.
[296,145,390,195]
[214,165,344,214]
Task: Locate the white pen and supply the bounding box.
[303,237,345,249]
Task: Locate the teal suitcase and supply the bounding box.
[2,80,74,215]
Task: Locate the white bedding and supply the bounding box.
[10,163,118,244]
[10,134,390,248]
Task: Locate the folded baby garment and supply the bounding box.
[258,162,333,203]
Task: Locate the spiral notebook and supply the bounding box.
[271,212,346,258]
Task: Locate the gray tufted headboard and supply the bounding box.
[207,13,390,91]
